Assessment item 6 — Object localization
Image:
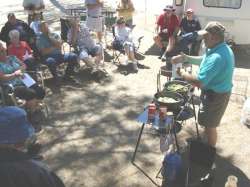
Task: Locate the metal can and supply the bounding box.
[159,107,167,120]
[148,103,156,120]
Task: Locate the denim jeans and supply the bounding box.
[43,52,78,77]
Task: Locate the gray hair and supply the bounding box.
[8,29,20,39]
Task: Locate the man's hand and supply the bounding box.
[176,67,185,77]
[14,70,23,77]
[171,52,186,64]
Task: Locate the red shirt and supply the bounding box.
[8,41,32,62]
[157,13,179,37]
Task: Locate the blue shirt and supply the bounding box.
[36,33,61,56]
[198,42,235,93]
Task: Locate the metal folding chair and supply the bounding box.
[110,25,144,64]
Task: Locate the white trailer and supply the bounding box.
[172,0,250,45]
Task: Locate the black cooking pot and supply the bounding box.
[154,91,184,112]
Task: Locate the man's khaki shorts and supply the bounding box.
[198,90,230,128]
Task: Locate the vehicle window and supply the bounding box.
[203,0,241,9]
[175,0,183,6]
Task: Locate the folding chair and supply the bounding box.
[110,25,144,64]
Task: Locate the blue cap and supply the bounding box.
[0,106,35,144]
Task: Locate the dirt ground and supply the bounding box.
[1,1,250,187]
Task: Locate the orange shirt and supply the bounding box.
[8,41,32,62]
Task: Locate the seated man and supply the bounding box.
[7,29,37,80]
[0,106,66,187]
[36,21,78,80]
[112,17,138,72]
[153,5,179,60]
[0,13,39,57]
[0,41,45,112]
[180,8,201,55]
[67,18,105,74]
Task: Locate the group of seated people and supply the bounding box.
[0,12,110,136]
[153,5,201,63]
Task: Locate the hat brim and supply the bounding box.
[197,30,208,36]
[164,8,175,11]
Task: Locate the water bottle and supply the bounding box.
[160,134,173,153]
[162,151,182,181]
[225,175,238,187]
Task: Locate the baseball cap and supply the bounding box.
[197,21,226,38]
[186,8,193,13]
[0,106,34,144]
[163,5,175,11]
[7,13,15,19]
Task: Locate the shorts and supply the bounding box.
[79,45,102,60]
[123,41,134,52]
[86,16,104,32]
[159,32,168,41]
[198,90,231,128]
[112,40,123,51]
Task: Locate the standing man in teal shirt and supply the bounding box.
[171,21,235,147]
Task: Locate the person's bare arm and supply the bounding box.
[171,52,203,65]
[0,70,23,81]
[177,68,201,87]
[128,0,135,11]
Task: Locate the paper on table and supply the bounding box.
[21,73,36,87]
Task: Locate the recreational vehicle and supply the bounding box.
[172,0,250,45]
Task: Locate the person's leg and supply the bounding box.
[165,36,175,55]
[44,57,58,78]
[205,127,217,147]
[153,34,164,49]
[79,50,95,68]
[23,57,38,81]
[63,52,78,76]
[97,31,103,43]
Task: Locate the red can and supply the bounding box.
[148,103,156,120]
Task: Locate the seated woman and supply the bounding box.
[0,41,45,112]
[67,18,105,74]
[7,29,37,80]
[112,17,138,72]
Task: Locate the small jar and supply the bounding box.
[225,175,238,187]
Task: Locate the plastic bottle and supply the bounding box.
[225,175,238,187]
[160,134,173,153]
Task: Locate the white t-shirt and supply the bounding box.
[114,26,133,43]
[30,20,41,35]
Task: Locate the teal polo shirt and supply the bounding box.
[198,42,235,93]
